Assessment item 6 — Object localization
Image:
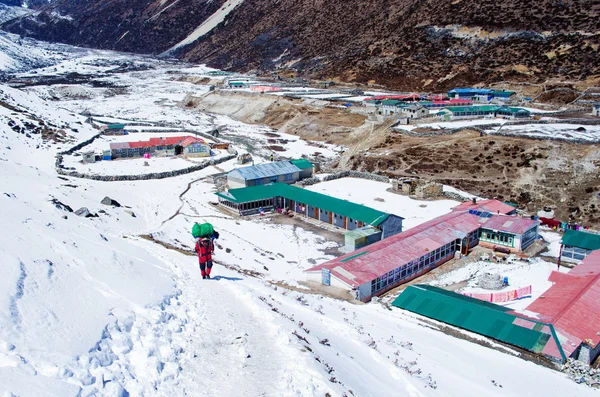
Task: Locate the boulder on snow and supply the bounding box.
[75,207,98,218]
[101,196,121,207]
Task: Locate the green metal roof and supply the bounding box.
[107,124,125,129]
[561,230,600,250]
[380,100,404,106]
[496,107,530,114]
[491,90,516,97]
[445,105,499,113]
[392,285,556,354]
[290,159,313,169]
[215,183,392,226]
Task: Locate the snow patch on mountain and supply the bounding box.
[164,0,244,54]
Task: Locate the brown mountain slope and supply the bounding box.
[2,0,599,89]
[1,0,227,54]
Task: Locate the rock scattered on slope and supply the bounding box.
[101,196,121,207]
[74,207,97,218]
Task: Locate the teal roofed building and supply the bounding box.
[215,182,404,238]
[560,229,600,263]
[392,285,566,362]
[290,158,315,179]
[102,123,126,135]
[438,105,530,121]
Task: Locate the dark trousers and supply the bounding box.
[200,260,213,277]
[199,260,213,271]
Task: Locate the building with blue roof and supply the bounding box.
[448,88,515,102]
[227,160,309,189]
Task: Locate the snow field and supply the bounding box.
[0,41,596,396]
[306,177,460,229]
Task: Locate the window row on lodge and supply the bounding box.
[371,239,462,294]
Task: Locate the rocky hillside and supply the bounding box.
[2,0,599,89]
[0,0,50,8]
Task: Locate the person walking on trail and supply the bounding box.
[195,237,214,279]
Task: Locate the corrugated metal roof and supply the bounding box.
[525,251,600,356]
[228,161,301,180]
[491,90,516,97]
[481,215,538,235]
[452,199,516,215]
[290,159,313,169]
[344,226,381,239]
[109,142,130,149]
[305,211,483,287]
[445,105,499,113]
[109,136,205,150]
[215,183,395,226]
[393,285,556,354]
[561,229,600,250]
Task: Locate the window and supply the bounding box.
[156,146,164,150]
[270,176,278,183]
[284,173,293,181]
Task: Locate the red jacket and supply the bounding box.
[195,240,214,263]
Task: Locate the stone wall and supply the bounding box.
[322,170,390,183]
[415,182,443,199]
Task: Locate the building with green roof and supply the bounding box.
[437,105,530,121]
[560,229,600,263]
[216,183,404,238]
[393,285,566,361]
[289,159,314,178]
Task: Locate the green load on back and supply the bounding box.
[192,222,214,238]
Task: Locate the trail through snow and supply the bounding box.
[61,237,333,396]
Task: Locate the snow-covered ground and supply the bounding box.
[486,123,600,142]
[165,0,246,53]
[306,178,460,229]
[406,118,508,131]
[539,228,563,259]
[429,257,566,311]
[0,35,595,397]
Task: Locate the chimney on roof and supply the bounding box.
[472,198,477,205]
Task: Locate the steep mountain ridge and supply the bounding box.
[2,0,599,89]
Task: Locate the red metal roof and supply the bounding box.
[305,211,485,287]
[480,215,538,235]
[452,199,516,215]
[109,136,205,150]
[525,251,600,355]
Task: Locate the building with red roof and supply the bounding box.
[109,136,209,159]
[452,199,517,215]
[306,209,539,302]
[525,251,600,364]
[479,215,539,252]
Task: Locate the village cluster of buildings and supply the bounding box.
[216,160,540,301]
[212,150,600,366]
[394,249,600,365]
[366,89,530,121]
[305,199,538,301]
